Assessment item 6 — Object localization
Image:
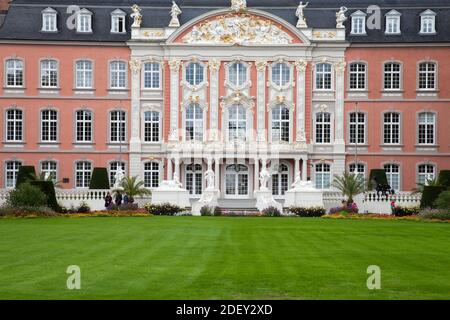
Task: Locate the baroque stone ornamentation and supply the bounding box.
[334,60,347,73]
[296,1,309,28]
[231,0,247,13]
[131,4,142,28]
[168,59,181,71]
[255,59,267,72]
[220,91,255,113]
[295,59,308,72]
[169,1,182,28]
[208,59,221,72]
[129,59,142,73]
[182,13,293,45]
[336,6,348,29]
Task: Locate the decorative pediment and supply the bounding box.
[220,90,256,112]
[181,13,294,46]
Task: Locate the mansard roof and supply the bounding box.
[0,0,449,43]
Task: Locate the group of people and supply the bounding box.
[104,192,134,209]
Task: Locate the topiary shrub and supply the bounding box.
[7,182,47,207]
[144,203,183,216]
[0,205,56,217]
[391,206,420,217]
[288,206,326,217]
[420,186,446,209]
[15,166,36,188]
[89,168,110,189]
[30,180,60,212]
[76,202,91,214]
[434,191,450,210]
[368,169,388,190]
[261,206,281,217]
[438,170,450,189]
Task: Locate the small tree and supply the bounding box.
[89,167,110,189]
[420,186,446,209]
[121,176,151,202]
[8,183,47,207]
[332,171,366,204]
[438,170,450,189]
[30,180,60,212]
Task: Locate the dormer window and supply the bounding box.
[420,10,436,34]
[111,9,126,33]
[42,7,57,32]
[385,10,401,34]
[351,11,366,35]
[77,9,93,33]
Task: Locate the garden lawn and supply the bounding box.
[0,217,449,300]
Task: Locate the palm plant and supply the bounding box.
[31,172,62,188]
[120,176,151,200]
[332,171,366,204]
[412,177,441,195]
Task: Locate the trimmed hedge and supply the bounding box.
[420,186,446,209]
[30,180,60,212]
[15,166,36,188]
[438,170,450,189]
[89,167,110,189]
[261,206,281,217]
[368,169,388,189]
[288,206,326,217]
[391,206,420,217]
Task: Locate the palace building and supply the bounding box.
[0,0,449,207]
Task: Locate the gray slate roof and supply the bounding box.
[0,0,449,43]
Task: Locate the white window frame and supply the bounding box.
[418,62,437,91]
[383,62,402,91]
[40,109,58,142]
[314,63,333,91]
[271,62,291,87]
[227,104,247,142]
[5,108,23,142]
[383,112,401,145]
[417,112,436,145]
[384,163,401,191]
[75,161,92,189]
[349,162,366,181]
[420,10,436,34]
[41,7,58,32]
[109,110,127,143]
[185,164,203,197]
[75,109,93,143]
[271,104,291,143]
[40,161,58,182]
[143,62,161,89]
[184,103,204,142]
[385,10,401,35]
[351,11,366,35]
[144,162,160,189]
[109,60,127,89]
[40,59,58,88]
[111,9,126,34]
[77,9,93,33]
[271,163,290,196]
[75,60,93,89]
[5,160,22,188]
[109,161,126,187]
[315,112,332,144]
[349,112,366,145]
[417,164,436,185]
[5,59,24,88]
[315,163,331,190]
[185,62,205,86]
[228,61,248,88]
[143,111,160,143]
[348,62,367,91]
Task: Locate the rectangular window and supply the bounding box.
[76,161,91,188]
[349,63,366,90]
[383,113,400,144]
[418,62,436,90]
[109,162,125,187]
[6,59,24,87]
[386,16,400,34]
[111,15,125,33]
[6,109,23,142]
[420,16,435,34]
[144,111,160,142]
[41,60,58,88]
[349,112,365,144]
[76,110,92,142]
[5,161,21,188]
[315,164,331,189]
[41,161,57,182]
[418,112,435,145]
[41,110,58,142]
[110,61,127,89]
[144,63,161,89]
[418,164,435,185]
[384,63,401,90]
[315,63,332,90]
[351,16,365,34]
[384,164,400,191]
[42,13,57,32]
[77,14,92,33]
[110,111,126,143]
[315,113,331,144]
[76,60,93,89]
[144,162,159,188]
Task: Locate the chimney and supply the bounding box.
[0,0,10,11]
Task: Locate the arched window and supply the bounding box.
[315,112,331,144]
[186,164,203,196]
[40,59,58,88]
[41,109,58,142]
[42,7,58,32]
[349,63,366,90]
[185,104,203,141]
[75,161,92,188]
[418,62,436,90]
[143,62,161,89]
[384,62,401,90]
[418,164,435,185]
[77,9,92,33]
[75,110,93,143]
[225,165,249,197]
[5,59,24,87]
[272,105,290,142]
[143,111,160,142]
[109,161,126,187]
[229,62,247,87]
[349,112,366,144]
[109,61,127,89]
[110,9,126,33]
[6,109,23,142]
[315,63,332,90]
[5,161,22,188]
[349,163,366,182]
[272,62,290,86]
[384,164,400,191]
[272,163,289,196]
[110,110,126,143]
[144,162,159,188]
[186,62,204,86]
[383,112,400,144]
[418,112,435,145]
[41,161,57,182]
[315,163,331,189]
[228,105,246,141]
[75,60,93,89]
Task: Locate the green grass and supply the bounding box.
[0,217,449,300]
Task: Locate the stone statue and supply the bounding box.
[204,168,215,190]
[169,1,182,28]
[168,128,179,141]
[296,1,309,28]
[173,172,182,188]
[113,168,125,189]
[231,0,247,13]
[131,4,142,28]
[292,172,302,189]
[259,167,271,191]
[336,6,348,29]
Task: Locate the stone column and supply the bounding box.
[254,158,260,192]
[174,157,180,181]
[129,59,142,178]
[294,157,300,179]
[167,157,173,181]
[256,60,267,141]
[302,156,308,182]
[209,59,220,140]
[169,59,181,140]
[295,60,308,142]
[214,157,220,190]
[334,60,346,148]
